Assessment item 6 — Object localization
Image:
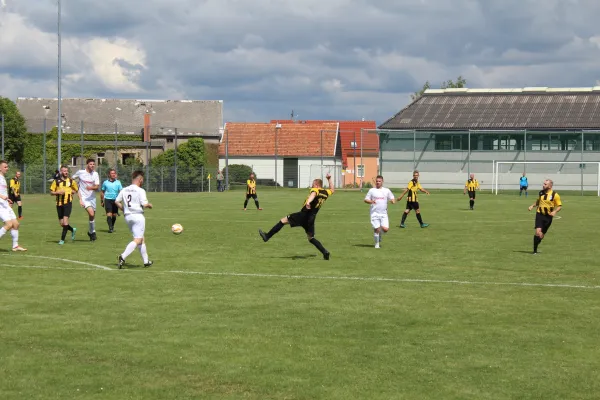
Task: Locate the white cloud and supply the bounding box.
[1,0,600,123]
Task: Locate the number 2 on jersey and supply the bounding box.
[126,194,132,208]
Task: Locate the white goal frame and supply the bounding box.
[492,161,600,196]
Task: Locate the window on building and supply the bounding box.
[357,164,365,178]
[122,153,135,165]
[167,138,174,143]
[97,152,105,165]
[350,141,357,149]
[70,156,77,167]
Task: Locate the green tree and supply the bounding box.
[411,76,467,101]
[150,138,208,192]
[0,97,27,162]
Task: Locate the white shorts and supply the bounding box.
[83,199,96,211]
[0,205,16,222]
[125,214,146,239]
[370,213,389,230]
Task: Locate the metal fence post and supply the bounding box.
[201,166,204,192]
[523,130,527,173]
[581,130,584,196]
[174,128,178,192]
[360,128,364,190]
[225,128,229,190]
[413,129,416,169]
[1,114,4,160]
[353,130,356,187]
[467,129,471,175]
[43,118,47,193]
[114,123,118,167]
[145,141,150,191]
[80,120,84,169]
[320,129,324,178]
[160,167,164,192]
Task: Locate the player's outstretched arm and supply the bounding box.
[397,188,408,201]
[326,173,335,194]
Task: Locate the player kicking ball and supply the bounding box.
[115,171,153,269]
[364,175,395,248]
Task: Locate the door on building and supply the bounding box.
[283,158,298,188]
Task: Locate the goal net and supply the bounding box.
[492,161,600,195]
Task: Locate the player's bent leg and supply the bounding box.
[259,216,289,242]
[306,234,329,260]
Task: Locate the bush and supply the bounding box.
[226,164,254,184]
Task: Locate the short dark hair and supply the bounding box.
[0,160,7,166]
[108,168,116,175]
[376,175,383,180]
[86,158,95,164]
[60,165,69,170]
[132,170,144,180]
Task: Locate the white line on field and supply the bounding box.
[0,254,113,270]
[3,262,596,291]
[162,270,600,290]
[3,264,97,271]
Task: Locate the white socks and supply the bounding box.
[374,233,380,245]
[0,227,6,238]
[121,241,137,260]
[138,244,149,264]
[11,229,18,247]
[89,220,95,234]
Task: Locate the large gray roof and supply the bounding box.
[17,98,223,135]
[379,87,600,130]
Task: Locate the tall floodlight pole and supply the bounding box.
[57,0,62,169]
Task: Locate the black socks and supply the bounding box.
[266,221,285,239]
[309,237,328,255]
[416,213,424,225]
[18,206,22,218]
[533,236,542,253]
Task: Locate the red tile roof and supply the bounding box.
[269,120,379,166]
[219,122,339,157]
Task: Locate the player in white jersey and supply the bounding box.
[73,159,100,241]
[0,160,27,251]
[364,175,396,248]
[115,170,153,268]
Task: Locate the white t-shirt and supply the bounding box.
[0,175,8,207]
[365,187,395,215]
[73,169,100,201]
[116,184,149,215]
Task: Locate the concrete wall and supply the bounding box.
[381,150,600,191]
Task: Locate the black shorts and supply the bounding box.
[104,199,119,214]
[9,194,21,202]
[287,211,316,236]
[520,186,528,191]
[246,193,257,200]
[535,213,553,234]
[57,203,73,220]
[468,190,476,199]
[405,201,420,211]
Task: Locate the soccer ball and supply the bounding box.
[171,223,184,235]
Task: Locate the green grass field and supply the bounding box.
[1,189,599,399]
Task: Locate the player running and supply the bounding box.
[73,159,100,241]
[9,171,23,219]
[100,168,123,233]
[397,170,430,228]
[258,174,334,260]
[520,173,529,197]
[243,173,262,210]
[116,171,153,268]
[464,173,480,210]
[364,175,395,248]
[528,179,562,254]
[50,165,78,244]
[0,160,26,251]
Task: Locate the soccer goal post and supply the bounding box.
[492,161,600,196]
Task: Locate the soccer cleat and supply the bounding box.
[92,232,97,241]
[108,229,113,233]
[117,255,125,269]
[258,229,268,242]
[87,232,92,241]
[243,208,247,211]
[12,246,27,252]
[58,240,65,245]
[420,223,429,228]
[400,224,406,228]
[144,260,153,268]
[375,243,380,249]
[258,208,263,211]
[71,227,77,241]
[18,216,23,220]
[323,252,330,260]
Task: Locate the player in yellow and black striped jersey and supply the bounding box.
[528,179,562,254]
[258,174,334,260]
[397,170,430,228]
[9,171,23,219]
[243,173,262,210]
[50,166,79,244]
[463,173,480,210]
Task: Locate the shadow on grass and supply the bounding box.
[275,254,317,260]
[352,244,375,248]
[513,250,535,254]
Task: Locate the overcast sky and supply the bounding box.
[1,0,600,124]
